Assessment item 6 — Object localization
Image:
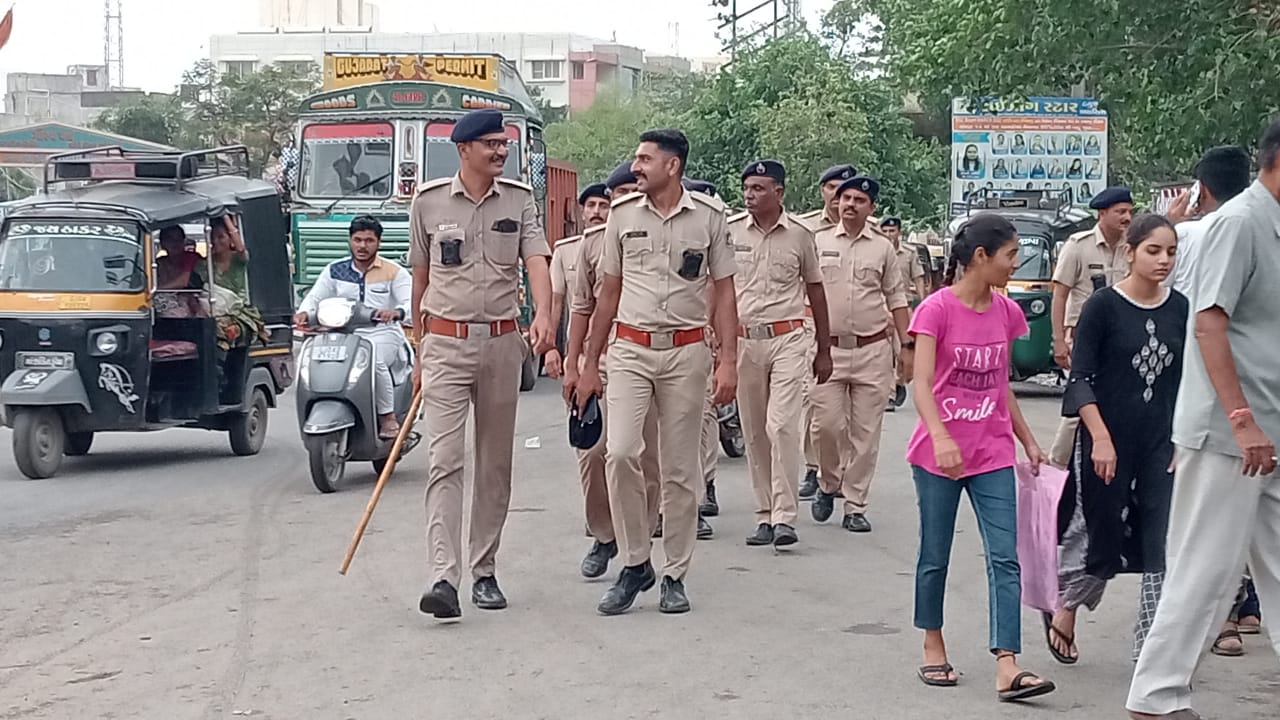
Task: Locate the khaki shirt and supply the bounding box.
[728,211,823,326]
[797,208,838,234]
[1052,225,1129,328]
[569,225,608,316]
[895,242,926,301]
[550,234,583,298]
[815,222,907,338]
[408,174,549,322]
[600,189,736,331]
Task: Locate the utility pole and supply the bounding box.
[712,0,802,66]
[104,0,124,88]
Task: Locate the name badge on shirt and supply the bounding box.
[437,223,459,232]
[820,250,840,257]
[1088,263,1104,270]
[621,230,648,240]
[732,244,753,252]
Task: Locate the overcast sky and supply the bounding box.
[0,0,833,92]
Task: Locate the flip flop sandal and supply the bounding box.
[1238,617,1262,635]
[1042,612,1079,665]
[917,663,958,687]
[1211,628,1245,657]
[998,672,1056,702]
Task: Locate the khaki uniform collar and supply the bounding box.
[449,172,500,202]
[637,187,697,217]
[749,210,790,235]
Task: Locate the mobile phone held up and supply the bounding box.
[1188,180,1202,214]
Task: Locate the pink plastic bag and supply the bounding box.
[1016,462,1069,614]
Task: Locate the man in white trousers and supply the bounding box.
[1127,119,1280,720]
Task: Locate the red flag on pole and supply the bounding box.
[0,8,13,53]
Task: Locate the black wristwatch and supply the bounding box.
[901,339,915,349]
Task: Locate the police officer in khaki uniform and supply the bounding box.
[548,180,640,579]
[730,159,833,547]
[811,176,911,534]
[576,129,738,615]
[880,215,926,412]
[409,109,555,620]
[1048,186,1133,466]
[797,163,857,500]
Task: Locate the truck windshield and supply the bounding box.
[424,121,522,181]
[0,220,144,292]
[299,122,394,198]
[1013,235,1052,280]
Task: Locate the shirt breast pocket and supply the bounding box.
[819,254,842,284]
[620,230,654,269]
[485,223,521,266]
[434,229,469,267]
[364,280,392,304]
[855,257,883,287]
[769,248,800,285]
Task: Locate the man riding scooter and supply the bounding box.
[295,215,412,440]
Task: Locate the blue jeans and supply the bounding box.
[913,465,1022,653]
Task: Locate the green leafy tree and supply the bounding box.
[544,88,663,185]
[93,95,185,147]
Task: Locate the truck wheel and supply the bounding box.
[65,432,94,456]
[307,430,346,493]
[229,389,269,456]
[519,353,537,392]
[12,407,66,479]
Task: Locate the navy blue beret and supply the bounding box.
[880,216,902,228]
[568,394,603,450]
[836,175,880,202]
[577,183,609,205]
[682,178,718,197]
[742,159,786,185]
[820,163,858,185]
[605,161,638,190]
[450,109,505,143]
[1088,186,1133,210]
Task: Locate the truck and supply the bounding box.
[286,52,578,390]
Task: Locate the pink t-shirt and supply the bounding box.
[906,287,1028,477]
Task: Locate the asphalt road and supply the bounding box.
[1,381,1275,719]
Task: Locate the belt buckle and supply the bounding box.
[466,322,493,339]
[648,331,675,350]
[748,325,773,340]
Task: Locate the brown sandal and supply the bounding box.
[1211,628,1244,657]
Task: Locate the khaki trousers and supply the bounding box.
[421,331,521,588]
[811,340,894,515]
[576,363,662,543]
[737,329,807,526]
[801,318,819,469]
[606,338,711,580]
[700,377,717,491]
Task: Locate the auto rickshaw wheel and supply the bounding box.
[229,389,269,456]
[307,431,346,493]
[65,432,94,456]
[12,407,66,479]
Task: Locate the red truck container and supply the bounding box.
[545,159,579,247]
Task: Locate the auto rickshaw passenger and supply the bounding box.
[156,226,201,290]
[196,216,268,351]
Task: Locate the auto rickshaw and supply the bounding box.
[0,145,295,478]
[947,189,1095,381]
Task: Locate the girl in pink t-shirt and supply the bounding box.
[907,213,1055,702]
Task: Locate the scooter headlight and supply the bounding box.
[316,297,355,329]
[1029,298,1047,316]
[347,345,370,385]
[298,342,311,384]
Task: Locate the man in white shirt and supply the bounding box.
[1167,146,1252,294]
[295,215,413,440]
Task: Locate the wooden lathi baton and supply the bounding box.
[339,389,423,575]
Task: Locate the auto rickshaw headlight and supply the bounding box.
[1030,299,1047,316]
[316,297,354,329]
[94,332,119,355]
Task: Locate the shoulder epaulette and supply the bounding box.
[611,191,643,208]
[1067,228,1094,242]
[727,210,750,224]
[554,234,582,249]
[416,177,452,194]
[797,208,823,219]
[786,212,816,235]
[583,223,607,236]
[690,192,727,212]
[496,177,534,192]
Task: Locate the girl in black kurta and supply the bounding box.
[1045,214,1188,665]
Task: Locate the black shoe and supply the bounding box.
[842,513,872,533]
[653,514,663,539]
[773,523,798,547]
[659,576,691,614]
[471,576,508,609]
[799,468,818,500]
[418,580,462,619]
[885,401,897,413]
[580,540,617,579]
[697,515,714,540]
[812,490,835,523]
[700,481,719,517]
[745,523,774,546]
[597,562,657,616]
[894,383,908,407]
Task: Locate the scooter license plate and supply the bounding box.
[313,345,348,362]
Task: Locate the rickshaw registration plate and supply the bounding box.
[313,346,348,362]
[16,352,74,370]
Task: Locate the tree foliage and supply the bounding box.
[864,0,1280,186]
[93,95,185,147]
[546,32,947,223]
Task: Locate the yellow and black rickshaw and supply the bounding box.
[947,189,1095,381]
[0,145,295,478]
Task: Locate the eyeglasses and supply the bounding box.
[475,138,508,151]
